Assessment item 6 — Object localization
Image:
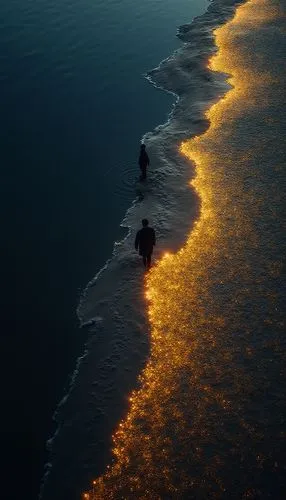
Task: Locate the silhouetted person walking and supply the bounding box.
[135,219,156,269]
[138,144,150,181]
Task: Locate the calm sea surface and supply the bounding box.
[0,0,207,498]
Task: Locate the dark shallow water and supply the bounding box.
[0,0,207,499]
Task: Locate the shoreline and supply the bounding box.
[83,0,250,497]
[89,0,286,496]
[40,0,249,498]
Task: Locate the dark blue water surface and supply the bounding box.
[0,0,207,498]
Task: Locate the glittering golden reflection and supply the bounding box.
[87,1,284,498]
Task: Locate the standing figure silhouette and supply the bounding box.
[138,144,150,181]
[135,218,156,269]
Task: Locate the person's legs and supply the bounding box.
[146,254,151,269]
[142,255,147,267]
[141,165,146,180]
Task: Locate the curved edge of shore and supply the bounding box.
[39,1,249,498]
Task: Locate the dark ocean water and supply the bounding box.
[0,0,207,499]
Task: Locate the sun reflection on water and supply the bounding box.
[85,0,285,497]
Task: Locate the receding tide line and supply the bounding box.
[83,0,279,497]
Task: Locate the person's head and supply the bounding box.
[142,218,149,227]
[140,144,146,150]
